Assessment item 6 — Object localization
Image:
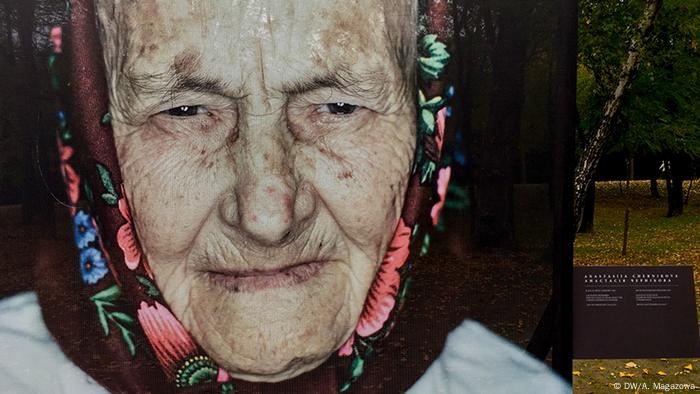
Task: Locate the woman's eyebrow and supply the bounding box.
[125,70,241,99]
[125,67,387,102]
[279,69,387,100]
[169,74,240,97]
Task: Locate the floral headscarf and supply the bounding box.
[41,0,453,392]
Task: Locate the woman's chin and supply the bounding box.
[195,323,338,383]
[177,267,357,383]
[221,355,329,383]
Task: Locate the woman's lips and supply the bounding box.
[206,261,327,293]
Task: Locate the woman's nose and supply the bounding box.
[237,178,296,244]
[218,111,315,245]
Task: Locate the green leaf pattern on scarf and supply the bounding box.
[137,275,161,298]
[90,284,137,356]
[97,163,119,205]
[414,89,447,184]
[418,34,450,81]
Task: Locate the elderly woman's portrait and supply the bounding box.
[0,0,575,393]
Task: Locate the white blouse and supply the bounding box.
[0,292,570,393]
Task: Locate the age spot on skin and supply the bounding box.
[137,42,159,57]
[337,170,353,180]
[173,49,202,75]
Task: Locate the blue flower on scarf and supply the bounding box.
[80,247,109,284]
[73,210,97,249]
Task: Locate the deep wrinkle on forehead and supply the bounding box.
[124,59,392,109]
[98,1,414,121]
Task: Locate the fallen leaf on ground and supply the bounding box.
[619,372,636,378]
[599,366,606,371]
[657,371,667,376]
[625,362,638,368]
[642,368,649,374]
[573,370,582,377]
[684,363,693,371]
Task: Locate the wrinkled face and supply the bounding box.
[97,0,414,382]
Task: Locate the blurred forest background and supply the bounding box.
[0,0,68,216]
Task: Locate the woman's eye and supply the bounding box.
[165,105,208,117]
[319,102,359,115]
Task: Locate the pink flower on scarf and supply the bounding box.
[57,138,80,208]
[435,107,447,155]
[355,218,411,337]
[50,26,62,54]
[430,166,452,226]
[137,301,198,378]
[117,187,141,270]
[216,368,231,383]
[338,334,355,356]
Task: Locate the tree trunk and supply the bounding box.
[626,155,634,185]
[450,2,474,182]
[666,155,686,217]
[1,0,13,64]
[450,4,476,250]
[473,5,528,249]
[666,177,683,217]
[578,181,595,233]
[650,177,660,198]
[573,0,662,226]
[15,0,40,224]
[665,159,684,217]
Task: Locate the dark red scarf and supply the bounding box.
[36,1,454,392]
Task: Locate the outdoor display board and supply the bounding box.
[574,265,700,359]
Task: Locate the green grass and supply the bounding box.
[573,180,700,393]
[575,180,700,266]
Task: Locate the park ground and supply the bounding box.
[574,180,700,394]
